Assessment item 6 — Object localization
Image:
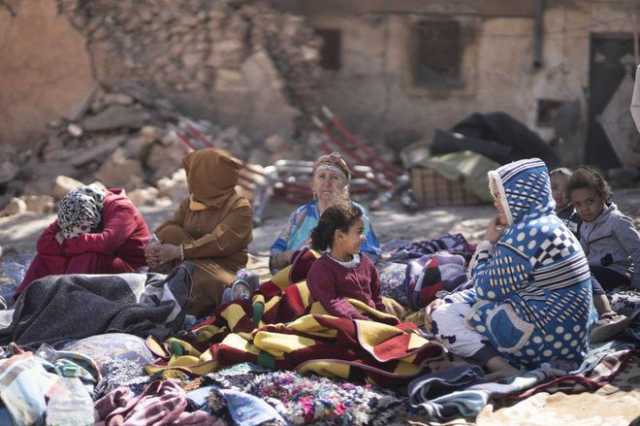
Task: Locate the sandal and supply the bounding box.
[591,311,630,343]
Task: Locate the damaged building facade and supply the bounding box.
[0,0,639,172]
[270,0,640,170]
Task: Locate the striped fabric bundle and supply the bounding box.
[148,276,446,387]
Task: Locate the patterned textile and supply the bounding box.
[477,354,640,426]
[95,379,221,426]
[0,351,100,426]
[384,233,474,263]
[207,367,407,426]
[379,254,468,310]
[379,262,411,307]
[57,185,105,239]
[95,358,152,397]
[445,158,596,369]
[508,341,637,399]
[610,289,640,316]
[269,201,380,265]
[148,279,446,387]
[62,333,155,374]
[408,254,467,310]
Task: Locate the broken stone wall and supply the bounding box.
[0,0,96,145]
[0,0,322,146]
[281,0,639,166]
[60,0,321,141]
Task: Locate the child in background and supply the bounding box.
[568,167,640,291]
[551,167,618,327]
[306,204,392,322]
[550,167,581,236]
[568,167,640,340]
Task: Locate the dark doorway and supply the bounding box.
[315,29,342,70]
[587,35,637,170]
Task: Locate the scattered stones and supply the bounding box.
[127,186,160,207]
[0,161,18,185]
[0,1,334,215]
[71,136,126,168]
[156,169,188,203]
[22,195,55,214]
[81,105,150,132]
[0,198,27,217]
[67,123,84,138]
[52,176,83,200]
[95,148,145,191]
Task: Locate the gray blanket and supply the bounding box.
[0,265,192,347]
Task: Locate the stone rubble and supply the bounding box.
[0,0,351,216]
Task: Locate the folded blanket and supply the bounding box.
[0,266,193,347]
[408,363,564,421]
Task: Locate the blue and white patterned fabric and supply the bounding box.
[446,158,596,369]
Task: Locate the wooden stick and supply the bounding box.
[634,5,639,66]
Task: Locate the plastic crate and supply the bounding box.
[410,167,483,207]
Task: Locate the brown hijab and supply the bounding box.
[183,148,242,208]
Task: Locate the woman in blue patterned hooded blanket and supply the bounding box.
[426,158,596,375]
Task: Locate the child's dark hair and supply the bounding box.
[311,204,363,251]
[566,166,612,202]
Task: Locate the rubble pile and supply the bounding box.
[57,0,322,135]
[0,84,315,216]
[0,0,335,216]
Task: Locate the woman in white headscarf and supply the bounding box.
[425,159,596,376]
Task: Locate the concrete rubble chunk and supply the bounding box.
[22,195,55,214]
[71,136,125,167]
[95,148,144,190]
[0,198,27,217]
[65,86,98,121]
[146,139,190,182]
[0,161,19,185]
[127,186,160,207]
[157,169,188,202]
[67,123,84,137]
[102,93,135,105]
[53,176,83,200]
[82,105,150,132]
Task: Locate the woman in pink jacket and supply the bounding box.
[15,185,151,296]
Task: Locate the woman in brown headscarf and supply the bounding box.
[145,148,253,317]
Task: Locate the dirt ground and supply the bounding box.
[2,188,640,260]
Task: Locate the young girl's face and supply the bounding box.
[550,174,570,210]
[570,187,605,223]
[335,218,365,255]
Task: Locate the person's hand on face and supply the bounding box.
[485,215,505,243]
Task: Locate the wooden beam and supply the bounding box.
[269,0,535,18]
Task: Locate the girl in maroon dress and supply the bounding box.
[306,204,391,321]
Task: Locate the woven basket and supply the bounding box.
[410,167,483,207]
